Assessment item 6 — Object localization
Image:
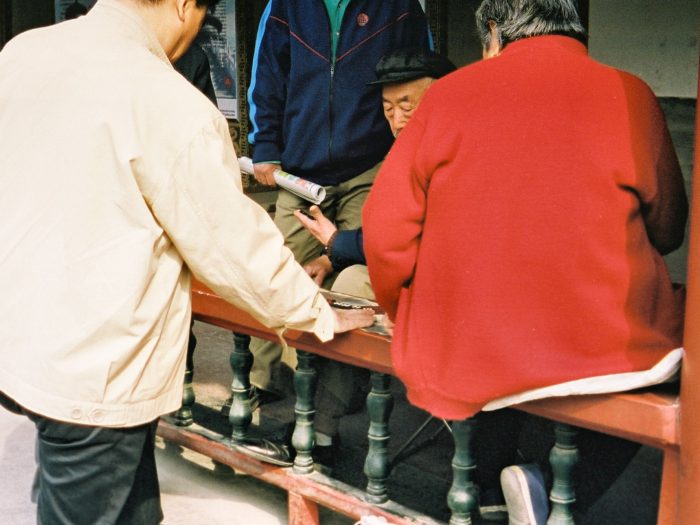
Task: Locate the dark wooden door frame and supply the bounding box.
[0,0,12,51]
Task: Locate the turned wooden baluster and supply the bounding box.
[547,423,579,525]
[228,332,254,443]
[173,327,197,426]
[447,418,478,525]
[293,350,318,474]
[364,372,394,504]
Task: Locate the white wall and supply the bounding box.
[445,1,698,98]
[588,0,698,98]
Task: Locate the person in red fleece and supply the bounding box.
[362,0,687,423]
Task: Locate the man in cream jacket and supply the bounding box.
[0,0,372,522]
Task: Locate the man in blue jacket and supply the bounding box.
[246,1,431,410]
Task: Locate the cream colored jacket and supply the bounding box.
[0,0,334,427]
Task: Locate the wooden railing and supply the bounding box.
[163,282,443,525]
[156,281,685,525]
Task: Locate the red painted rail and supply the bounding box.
[169,280,685,524]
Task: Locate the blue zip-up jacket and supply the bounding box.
[248,0,431,186]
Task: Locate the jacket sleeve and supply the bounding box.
[646,111,688,255]
[247,0,290,163]
[330,228,366,272]
[363,115,430,320]
[644,100,687,255]
[148,115,335,342]
[621,74,688,255]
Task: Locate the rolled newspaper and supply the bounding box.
[238,157,326,205]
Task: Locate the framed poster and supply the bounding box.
[55,0,96,22]
[197,0,238,119]
[54,1,237,120]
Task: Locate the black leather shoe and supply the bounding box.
[234,436,293,467]
[234,421,339,472]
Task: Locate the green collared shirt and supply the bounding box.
[324,0,350,61]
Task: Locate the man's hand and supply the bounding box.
[293,205,338,246]
[253,163,279,186]
[304,255,332,286]
[332,307,375,333]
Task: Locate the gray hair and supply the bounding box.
[136,0,220,8]
[475,0,586,50]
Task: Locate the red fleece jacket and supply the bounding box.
[363,36,687,420]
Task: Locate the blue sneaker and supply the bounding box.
[500,464,549,525]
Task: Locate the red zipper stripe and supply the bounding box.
[270,15,329,63]
[336,12,410,63]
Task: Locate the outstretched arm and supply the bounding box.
[149,117,372,340]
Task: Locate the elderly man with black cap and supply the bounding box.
[294,48,457,294]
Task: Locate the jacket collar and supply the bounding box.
[89,0,171,65]
[501,34,588,57]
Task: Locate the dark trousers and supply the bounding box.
[1,392,163,525]
[314,357,370,437]
[472,408,527,495]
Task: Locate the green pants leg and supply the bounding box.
[248,164,379,391]
[314,264,375,436]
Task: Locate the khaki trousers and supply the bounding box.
[313,264,374,436]
[249,164,379,390]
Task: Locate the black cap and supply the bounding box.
[367,48,457,86]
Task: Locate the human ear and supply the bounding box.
[483,20,501,59]
[175,0,190,22]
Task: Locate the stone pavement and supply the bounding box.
[0,400,351,525]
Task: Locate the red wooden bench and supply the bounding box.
[156,280,686,524]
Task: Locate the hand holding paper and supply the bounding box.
[251,163,278,186]
[239,157,326,205]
